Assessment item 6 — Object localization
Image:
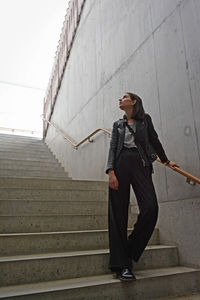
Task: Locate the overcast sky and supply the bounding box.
[0,0,70,136]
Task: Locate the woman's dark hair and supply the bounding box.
[124,92,145,121]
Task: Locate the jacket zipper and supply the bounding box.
[125,121,146,167]
[137,146,146,167]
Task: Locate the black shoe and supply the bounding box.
[117,268,136,281]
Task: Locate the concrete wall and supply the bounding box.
[45,0,200,267]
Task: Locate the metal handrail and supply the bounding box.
[42,118,111,149]
[156,158,200,185]
[43,118,200,185]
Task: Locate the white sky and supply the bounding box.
[0,0,70,136]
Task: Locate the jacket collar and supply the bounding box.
[118,118,142,130]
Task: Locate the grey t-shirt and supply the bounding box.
[123,122,137,148]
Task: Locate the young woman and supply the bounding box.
[106,92,179,281]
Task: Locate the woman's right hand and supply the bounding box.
[108,170,119,190]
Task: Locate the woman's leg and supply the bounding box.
[128,163,159,262]
[108,150,132,271]
[108,188,131,271]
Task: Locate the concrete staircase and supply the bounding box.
[0,133,200,299]
[0,134,70,179]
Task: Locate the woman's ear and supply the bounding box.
[132,100,136,106]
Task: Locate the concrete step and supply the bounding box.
[0,154,57,162]
[1,266,199,300]
[0,150,56,158]
[0,156,59,164]
[0,136,43,145]
[0,159,63,168]
[0,199,108,215]
[0,135,44,147]
[0,165,66,172]
[0,144,55,154]
[0,166,67,174]
[1,213,133,233]
[0,148,51,156]
[0,245,179,286]
[0,170,69,179]
[0,175,71,180]
[0,162,66,173]
[158,293,200,299]
[0,147,51,154]
[0,228,160,256]
[0,133,42,142]
[0,141,43,147]
[0,178,107,190]
[0,142,48,148]
[0,156,61,162]
[0,188,106,201]
[0,143,46,151]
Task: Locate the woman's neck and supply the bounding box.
[125,109,134,123]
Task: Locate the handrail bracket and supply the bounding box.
[88,138,94,143]
[186,177,196,186]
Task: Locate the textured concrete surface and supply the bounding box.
[0,229,160,256]
[0,214,110,233]
[0,199,108,215]
[0,266,200,300]
[45,0,200,268]
[0,177,107,189]
[0,187,107,201]
[158,197,200,267]
[0,134,69,179]
[0,213,137,233]
[158,293,200,300]
[0,134,200,299]
[0,245,178,286]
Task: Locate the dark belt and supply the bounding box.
[123,146,138,151]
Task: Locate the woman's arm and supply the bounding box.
[145,114,168,163]
[106,121,119,190]
[105,121,119,174]
[146,114,179,169]
[108,169,119,190]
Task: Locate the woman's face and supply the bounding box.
[119,94,136,110]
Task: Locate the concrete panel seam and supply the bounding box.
[149,3,169,202]
[178,3,200,161]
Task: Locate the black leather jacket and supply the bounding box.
[106,113,169,174]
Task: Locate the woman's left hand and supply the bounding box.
[167,161,180,170]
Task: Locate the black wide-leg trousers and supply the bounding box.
[108,147,158,271]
